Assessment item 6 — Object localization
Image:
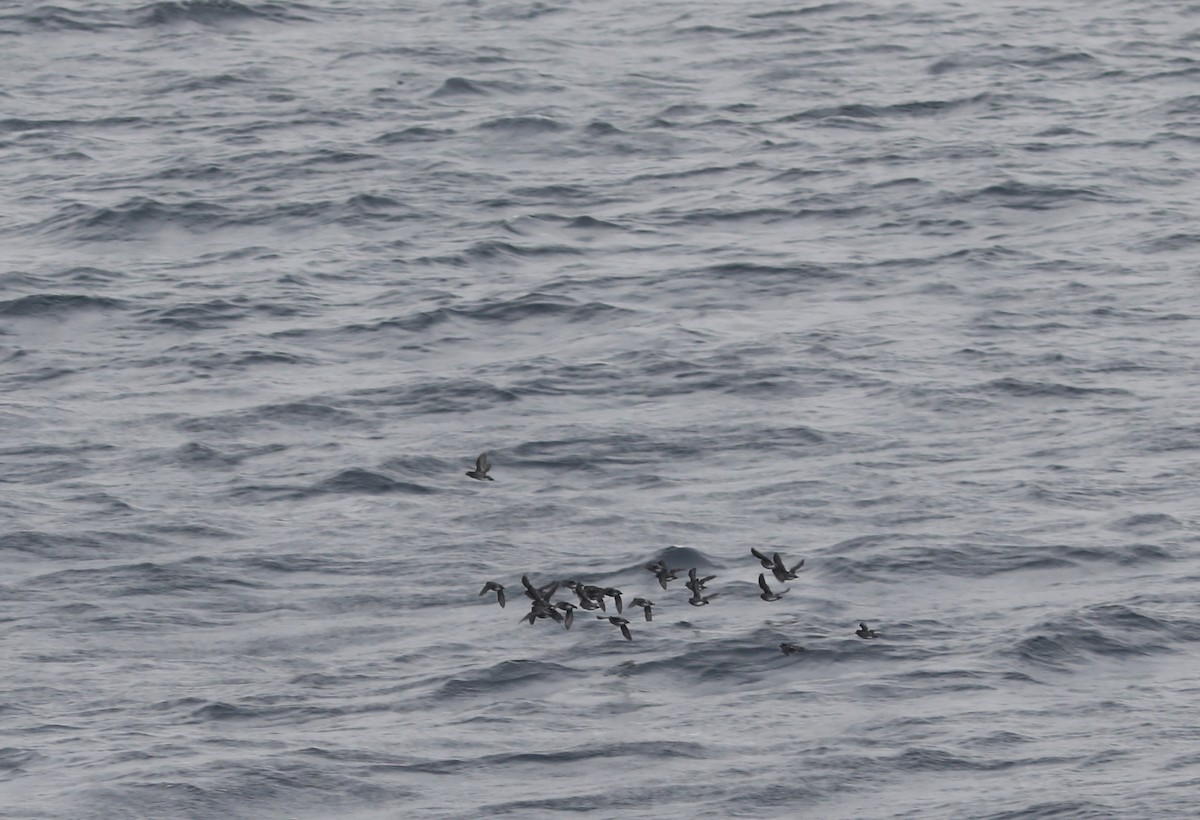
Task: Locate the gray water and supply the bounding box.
[3,1,1200,817]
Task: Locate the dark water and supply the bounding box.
[3,1,1200,817]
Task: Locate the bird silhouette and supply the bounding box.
[466,452,494,481]
[757,573,788,602]
[478,581,505,608]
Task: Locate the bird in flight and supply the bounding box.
[466,452,494,481]
[757,573,788,602]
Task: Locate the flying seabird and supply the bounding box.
[629,597,655,621]
[466,452,494,481]
[598,615,633,641]
[750,547,776,569]
[856,622,879,639]
[687,592,719,606]
[523,600,563,624]
[521,575,551,600]
[685,568,715,595]
[478,581,506,608]
[603,587,624,614]
[758,573,788,602]
[554,601,577,629]
[647,560,682,590]
[770,552,805,583]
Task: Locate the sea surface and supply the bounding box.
[3,1,1200,817]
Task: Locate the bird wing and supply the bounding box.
[619,623,632,641]
[476,453,490,474]
[758,573,772,594]
[751,547,772,565]
[789,558,805,573]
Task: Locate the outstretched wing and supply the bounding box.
[789,558,805,574]
[751,547,773,566]
[475,452,491,474]
[758,573,772,594]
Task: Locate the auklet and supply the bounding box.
[478,581,506,608]
[581,584,608,611]
[466,452,494,481]
[770,552,805,583]
[757,573,788,602]
[629,597,655,621]
[856,622,879,639]
[685,568,715,595]
[750,547,776,569]
[602,587,624,614]
[554,601,577,629]
[523,599,563,624]
[521,574,557,604]
[646,560,682,590]
[573,590,603,610]
[688,592,719,606]
[598,615,633,641]
[779,642,805,655]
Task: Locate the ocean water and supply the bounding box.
[3,0,1200,817]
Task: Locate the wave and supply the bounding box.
[133,0,313,27]
[35,197,232,240]
[371,126,455,143]
[1003,603,1194,671]
[477,115,569,135]
[307,468,436,496]
[0,293,125,317]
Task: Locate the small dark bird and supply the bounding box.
[554,601,576,629]
[758,573,788,602]
[770,552,805,583]
[523,599,563,624]
[688,592,719,606]
[647,560,682,590]
[685,568,715,595]
[780,642,805,655]
[629,597,655,621]
[478,581,506,608]
[856,622,879,639]
[750,547,775,569]
[521,575,557,605]
[574,590,602,610]
[466,452,494,481]
[598,615,633,641]
[603,587,624,614]
[580,584,607,611]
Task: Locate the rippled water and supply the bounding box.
[4,1,1200,817]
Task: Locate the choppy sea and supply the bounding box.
[3,1,1200,817]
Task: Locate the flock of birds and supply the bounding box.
[468,453,882,654]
